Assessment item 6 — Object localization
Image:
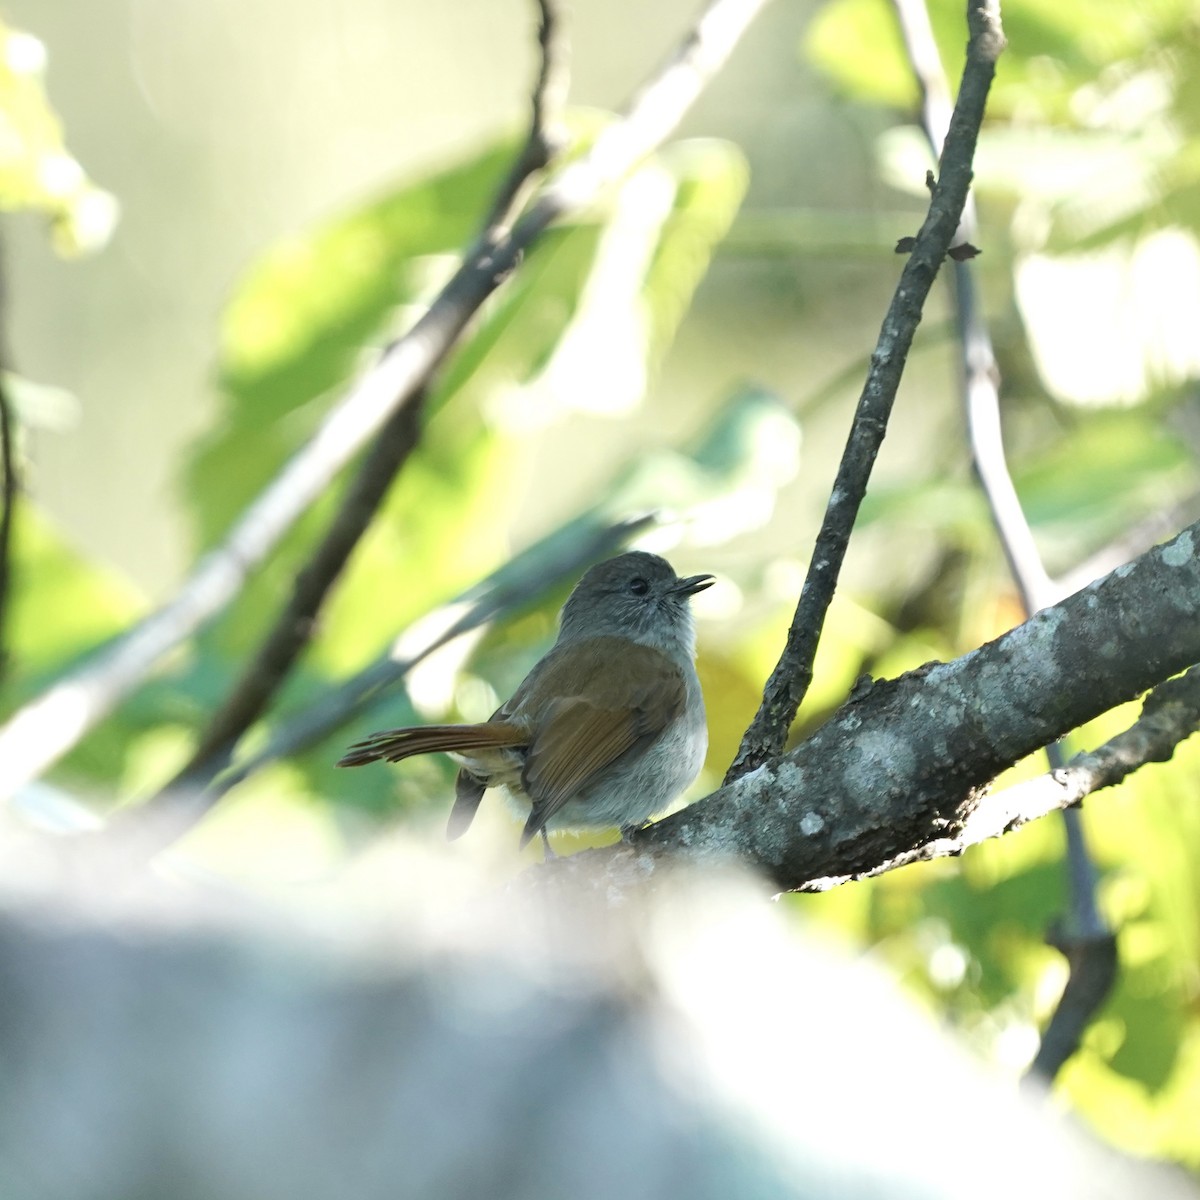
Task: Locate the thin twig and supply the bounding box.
[0,373,16,687]
[205,514,656,798]
[890,0,1111,1083]
[0,232,17,685]
[1056,496,1200,597]
[151,0,575,805]
[481,0,571,233]
[153,390,429,799]
[890,0,1051,607]
[0,0,770,802]
[1027,927,1118,1082]
[723,0,1005,784]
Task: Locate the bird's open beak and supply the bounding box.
[675,573,716,597]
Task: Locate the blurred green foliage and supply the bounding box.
[5,0,1200,1177]
[0,18,115,254]
[801,0,1200,1171]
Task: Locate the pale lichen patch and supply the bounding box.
[1162,531,1194,568]
[845,730,917,806]
[799,811,825,836]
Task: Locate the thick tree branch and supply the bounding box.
[725,0,1005,783]
[572,521,1200,894]
[808,664,1200,885]
[0,0,770,802]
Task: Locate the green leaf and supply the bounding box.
[180,128,748,812]
[6,505,142,683]
[187,136,521,544]
[1014,410,1194,560]
[805,0,1195,122]
[0,19,117,253]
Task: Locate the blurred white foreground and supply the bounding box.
[0,816,1191,1200]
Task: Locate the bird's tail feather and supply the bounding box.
[336,723,525,768]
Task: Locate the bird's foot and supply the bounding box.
[619,821,650,845]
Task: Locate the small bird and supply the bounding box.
[337,551,713,853]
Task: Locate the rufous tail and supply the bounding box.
[336,723,525,768]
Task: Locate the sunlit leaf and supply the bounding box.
[0,19,117,253]
[6,505,142,680]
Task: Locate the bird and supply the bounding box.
[337,551,712,853]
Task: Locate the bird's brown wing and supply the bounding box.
[518,638,686,845]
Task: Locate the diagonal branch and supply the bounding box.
[817,664,1200,885]
[122,515,656,850]
[153,390,430,799]
[724,0,1006,784]
[577,519,1200,896]
[0,0,771,802]
[482,0,571,233]
[890,0,1111,1084]
[152,0,576,804]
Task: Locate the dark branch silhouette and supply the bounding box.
[0,0,770,802]
[0,232,16,685]
[153,0,577,805]
[725,0,1006,784]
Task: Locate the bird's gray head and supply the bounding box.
[557,551,714,659]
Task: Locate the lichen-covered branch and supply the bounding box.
[561,521,1200,894]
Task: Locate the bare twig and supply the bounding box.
[1056,496,1200,597]
[1027,926,1119,1082]
[482,0,571,232]
[154,390,430,799]
[153,0,575,805]
[0,0,770,802]
[117,515,658,851]
[0,235,16,685]
[724,0,1005,784]
[0,371,16,687]
[890,0,1111,1083]
[891,0,1050,608]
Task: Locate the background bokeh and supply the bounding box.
[6,0,1200,1175]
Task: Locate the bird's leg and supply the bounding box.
[619,822,650,844]
[540,830,557,861]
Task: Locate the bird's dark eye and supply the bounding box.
[628,576,650,596]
